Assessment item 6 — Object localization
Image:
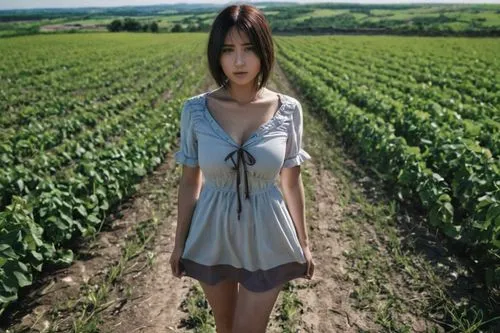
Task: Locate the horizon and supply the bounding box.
[1,0,500,11]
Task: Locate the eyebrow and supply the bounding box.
[223,43,253,47]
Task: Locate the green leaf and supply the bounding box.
[100,200,109,211]
[134,167,146,176]
[477,195,493,209]
[429,205,440,227]
[0,290,18,303]
[60,212,73,226]
[438,194,451,202]
[432,173,444,182]
[87,214,101,224]
[0,257,7,268]
[444,202,454,216]
[30,250,43,261]
[13,271,32,287]
[47,216,68,230]
[0,245,18,259]
[29,222,44,247]
[486,205,500,224]
[18,261,28,273]
[16,179,24,192]
[76,205,88,217]
[51,249,74,266]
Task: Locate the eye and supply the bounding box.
[222,48,232,53]
[245,46,255,52]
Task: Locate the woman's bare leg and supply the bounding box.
[199,279,239,333]
[231,282,284,333]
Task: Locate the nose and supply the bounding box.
[234,50,245,66]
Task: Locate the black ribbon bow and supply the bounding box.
[224,147,256,220]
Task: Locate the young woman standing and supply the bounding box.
[170,4,315,333]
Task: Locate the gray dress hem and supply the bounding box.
[180,258,308,292]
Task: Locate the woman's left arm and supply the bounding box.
[280,165,309,248]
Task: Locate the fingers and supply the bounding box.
[170,260,176,277]
[306,260,315,279]
[177,261,185,277]
[309,261,315,278]
[174,263,181,277]
[170,258,180,278]
[170,257,186,278]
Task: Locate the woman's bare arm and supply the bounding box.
[280,165,309,248]
[174,165,203,250]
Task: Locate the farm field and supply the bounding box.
[0,31,208,316]
[0,32,499,332]
[2,3,500,37]
[276,35,500,254]
[290,5,500,27]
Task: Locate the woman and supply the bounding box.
[169,4,315,333]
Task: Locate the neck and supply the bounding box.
[224,80,263,105]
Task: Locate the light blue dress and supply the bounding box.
[174,91,312,292]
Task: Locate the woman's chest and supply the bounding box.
[206,98,281,146]
[194,120,288,178]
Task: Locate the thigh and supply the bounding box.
[232,283,284,333]
[199,279,239,333]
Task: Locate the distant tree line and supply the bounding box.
[106,17,209,33]
[170,22,209,32]
[107,18,159,32]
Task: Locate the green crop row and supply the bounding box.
[282,39,499,124]
[281,48,499,180]
[278,47,499,285]
[0,49,177,128]
[279,45,500,248]
[296,36,500,105]
[0,52,187,165]
[0,33,209,316]
[285,43,500,158]
[0,57,200,213]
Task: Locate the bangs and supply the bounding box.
[207,4,274,90]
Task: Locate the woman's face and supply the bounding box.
[220,27,261,89]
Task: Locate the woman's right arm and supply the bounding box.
[174,164,203,251]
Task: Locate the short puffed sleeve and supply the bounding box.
[174,100,199,167]
[283,99,312,168]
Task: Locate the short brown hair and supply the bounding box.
[207,4,274,90]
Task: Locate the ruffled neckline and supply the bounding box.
[199,90,291,148]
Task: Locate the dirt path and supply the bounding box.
[97,158,197,333]
[269,64,380,332]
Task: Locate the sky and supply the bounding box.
[1,0,499,10]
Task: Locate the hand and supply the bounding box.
[302,245,315,280]
[169,246,185,278]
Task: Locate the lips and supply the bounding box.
[234,72,247,74]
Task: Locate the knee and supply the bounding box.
[214,311,236,333]
[215,314,235,333]
[231,322,244,333]
[231,320,265,333]
[216,323,233,333]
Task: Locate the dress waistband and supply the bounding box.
[203,181,277,194]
